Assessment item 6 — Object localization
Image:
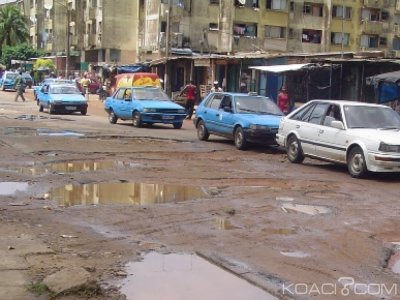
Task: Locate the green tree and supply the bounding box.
[0,5,29,56]
[33,58,56,83]
[1,43,44,69]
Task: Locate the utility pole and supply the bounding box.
[164,0,172,96]
[66,6,70,77]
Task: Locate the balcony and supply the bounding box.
[363,0,384,8]
[361,20,383,35]
[394,24,400,36]
[84,34,96,47]
[85,7,96,20]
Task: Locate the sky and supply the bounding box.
[0,0,17,4]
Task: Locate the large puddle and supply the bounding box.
[12,160,137,176]
[49,182,210,207]
[120,252,277,300]
[0,182,29,196]
[281,203,331,215]
[1,127,84,137]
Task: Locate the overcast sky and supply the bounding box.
[0,0,17,4]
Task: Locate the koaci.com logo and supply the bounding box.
[282,277,398,297]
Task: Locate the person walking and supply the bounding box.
[277,86,289,114]
[14,71,26,102]
[183,80,197,120]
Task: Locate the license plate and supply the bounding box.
[65,106,76,110]
[162,115,174,120]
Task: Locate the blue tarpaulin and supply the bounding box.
[117,64,150,74]
[366,70,400,103]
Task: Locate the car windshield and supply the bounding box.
[6,73,17,79]
[132,88,170,101]
[50,85,80,94]
[235,96,283,115]
[344,105,400,129]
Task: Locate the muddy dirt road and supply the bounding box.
[1,89,400,299]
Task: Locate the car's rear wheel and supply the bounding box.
[234,126,248,150]
[132,112,142,128]
[286,135,305,163]
[347,146,368,178]
[108,110,117,124]
[197,120,209,140]
[173,122,183,129]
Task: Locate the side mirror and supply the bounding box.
[331,120,344,130]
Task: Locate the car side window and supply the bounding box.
[309,103,330,125]
[291,103,315,122]
[323,105,342,127]
[115,89,126,100]
[219,95,232,110]
[207,94,223,109]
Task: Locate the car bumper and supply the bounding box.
[367,152,400,172]
[244,128,278,145]
[2,83,15,90]
[52,103,88,112]
[276,133,285,147]
[141,113,186,124]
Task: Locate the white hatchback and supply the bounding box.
[276,100,400,178]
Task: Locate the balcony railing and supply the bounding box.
[363,0,384,8]
[361,20,383,34]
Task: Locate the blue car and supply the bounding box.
[37,83,88,115]
[0,71,18,91]
[193,92,283,150]
[34,78,77,100]
[104,86,186,129]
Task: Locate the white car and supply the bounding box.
[276,100,400,178]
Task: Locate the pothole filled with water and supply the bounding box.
[49,182,211,207]
[281,203,331,215]
[11,160,139,176]
[1,127,84,137]
[120,252,277,300]
[0,182,29,196]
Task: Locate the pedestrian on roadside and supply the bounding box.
[14,71,26,102]
[182,80,197,120]
[211,80,223,93]
[277,86,289,115]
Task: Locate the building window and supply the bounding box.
[235,0,259,8]
[266,0,287,10]
[332,6,351,19]
[303,3,323,17]
[265,25,286,38]
[233,23,258,37]
[209,23,219,31]
[331,32,349,45]
[360,35,379,48]
[381,11,389,21]
[302,29,321,43]
[210,0,219,4]
[380,37,387,46]
[361,8,380,21]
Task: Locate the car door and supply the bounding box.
[38,84,50,108]
[315,104,347,162]
[201,93,223,133]
[111,88,126,118]
[215,95,235,135]
[118,88,134,119]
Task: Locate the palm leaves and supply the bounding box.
[0,5,29,54]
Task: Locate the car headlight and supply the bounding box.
[379,142,400,152]
[249,125,269,130]
[52,100,62,103]
[143,108,156,113]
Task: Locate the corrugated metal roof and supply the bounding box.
[249,63,315,73]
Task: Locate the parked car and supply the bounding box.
[104,86,186,129]
[0,71,18,91]
[34,78,77,100]
[22,73,34,89]
[193,92,283,150]
[36,83,88,115]
[276,99,400,178]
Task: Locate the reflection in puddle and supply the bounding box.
[0,182,29,196]
[120,252,277,300]
[13,160,137,176]
[215,217,239,230]
[1,127,84,137]
[49,182,210,207]
[280,251,309,258]
[281,203,331,215]
[387,251,400,274]
[262,228,297,235]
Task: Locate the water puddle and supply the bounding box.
[1,127,84,137]
[49,182,210,207]
[387,251,400,274]
[15,115,49,121]
[0,182,29,196]
[12,160,137,176]
[120,252,277,300]
[215,217,239,230]
[280,251,309,258]
[281,203,331,215]
[262,228,297,235]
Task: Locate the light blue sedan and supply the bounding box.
[193,92,283,150]
[37,84,88,115]
[0,71,18,91]
[104,87,186,129]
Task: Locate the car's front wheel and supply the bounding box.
[108,110,118,124]
[132,112,142,128]
[347,146,368,178]
[81,108,87,115]
[173,122,183,129]
[286,135,305,163]
[49,105,55,114]
[39,104,43,112]
[234,126,248,150]
[197,120,209,140]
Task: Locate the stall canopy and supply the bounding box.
[116,64,150,74]
[249,63,316,73]
[366,70,400,103]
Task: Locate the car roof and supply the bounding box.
[308,99,388,108]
